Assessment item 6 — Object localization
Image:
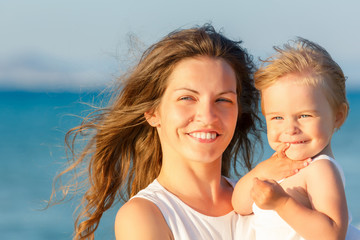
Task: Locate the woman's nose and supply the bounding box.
[194,101,219,124]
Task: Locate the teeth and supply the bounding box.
[201,132,206,139]
[190,132,217,140]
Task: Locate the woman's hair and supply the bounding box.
[254,37,349,120]
[51,24,261,239]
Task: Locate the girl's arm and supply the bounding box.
[232,143,310,215]
[115,198,174,240]
[252,159,348,240]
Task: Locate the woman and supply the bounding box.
[52,24,307,239]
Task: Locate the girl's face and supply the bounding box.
[262,73,343,160]
[149,56,238,164]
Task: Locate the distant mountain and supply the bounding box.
[0,52,112,92]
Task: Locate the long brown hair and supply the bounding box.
[50,24,261,239]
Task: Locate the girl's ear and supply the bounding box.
[334,103,348,129]
[144,110,160,127]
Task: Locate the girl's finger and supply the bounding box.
[275,143,290,159]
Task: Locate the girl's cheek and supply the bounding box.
[267,126,281,147]
[266,124,275,138]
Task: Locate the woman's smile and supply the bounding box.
[151,56,238,163]
[187,131,219,142]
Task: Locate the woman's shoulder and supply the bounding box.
[115,197,173,240]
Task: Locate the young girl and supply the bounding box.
[232,38,360,240]
[49,25,309,240]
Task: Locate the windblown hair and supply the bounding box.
[51,24,261,239]
[254,37,349,120]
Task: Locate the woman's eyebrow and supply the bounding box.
[174,88,236,95]
[174,88,199,93]
[218,90,237,95]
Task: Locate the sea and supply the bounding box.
[1,90,360,239]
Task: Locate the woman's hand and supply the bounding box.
[255,143,311,181]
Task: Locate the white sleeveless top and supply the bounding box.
[251,154,346,240]
[132,178,254,240]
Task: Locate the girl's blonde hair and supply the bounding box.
[51,24,261,239]
[255,37,349,120]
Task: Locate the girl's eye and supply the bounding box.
[300,114,311,118]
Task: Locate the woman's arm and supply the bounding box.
[252,159,348,240]
[232,143,310,215]
[115,198,173,240]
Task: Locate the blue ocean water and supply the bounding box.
[1,91,359,239]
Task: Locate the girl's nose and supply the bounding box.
[284,119,300,135]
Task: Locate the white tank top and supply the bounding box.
[251,154,346,240]
[132,178,254,240]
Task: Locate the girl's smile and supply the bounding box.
[262,73,343,160]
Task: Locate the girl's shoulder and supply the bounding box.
[303,156,346,199]
[303,155,349,231]
[306,154,345,186]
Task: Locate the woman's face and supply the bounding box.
[149,56,239,164]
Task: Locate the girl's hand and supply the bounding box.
[255,143,311,181]
[251,177,289,211]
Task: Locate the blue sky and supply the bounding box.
[1,0,359,91]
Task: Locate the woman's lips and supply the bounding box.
[188,131,218,140]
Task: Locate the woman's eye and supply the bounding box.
[179,96,194,101]
[216,98,233,103]
[272,116,283,120]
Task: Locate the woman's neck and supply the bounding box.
[157,156,234,216]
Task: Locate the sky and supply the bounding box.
[1,0,359,92]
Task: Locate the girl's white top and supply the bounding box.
[251,154,356,240]
[131,178,254,240]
